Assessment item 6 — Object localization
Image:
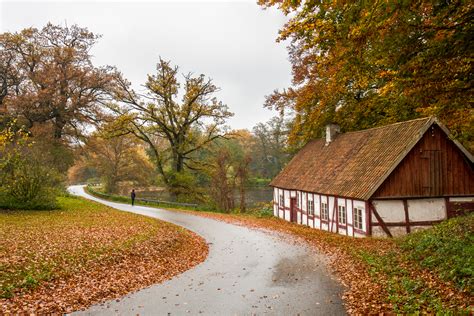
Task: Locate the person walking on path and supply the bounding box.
[131,189,136,206]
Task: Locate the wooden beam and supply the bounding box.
[369,201,393,238]
[372,220,443,227]
[366,200,372,236]
[403,199,411,233]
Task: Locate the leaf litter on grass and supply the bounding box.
[0,196,208,314]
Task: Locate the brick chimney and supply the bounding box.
[325,123,340,146]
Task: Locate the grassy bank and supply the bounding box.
[85,188,472,313]
[85,185,273,216]
[0,195,208,313]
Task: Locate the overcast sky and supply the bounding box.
[0,0,291,130]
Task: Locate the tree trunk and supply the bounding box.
[54,116,65,139]
[239,181,246,212]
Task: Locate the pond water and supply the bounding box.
[130,186,273,207]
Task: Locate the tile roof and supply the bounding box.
[270,117,438,200]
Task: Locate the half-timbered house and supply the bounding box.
[270,117,474,237]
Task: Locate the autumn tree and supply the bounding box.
[252,116,289,178]
[259,0,473,150]
[206,131,253,212]
[0,23,116,140]
[235,154,252,212]
[81,132,155,194]
[110,58,233,197]
[209,149,235,212]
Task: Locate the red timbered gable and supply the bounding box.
[373,124,474,198]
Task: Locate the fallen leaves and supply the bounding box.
[0,196,208,314]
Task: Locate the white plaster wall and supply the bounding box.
[273,187,278,217]
[284,190,291,207]
[389,227,407,237]
[408,198,446,221]
[347,225,353,236]
[347,199,353,226]
[450,196,474,202]
[373,226,406,238]
[372,200,405,222]
[321,222,328,231]
[371,226,386,238]
[314,194,321,217]
[308,219,314,228]
[314,218,320,228]
[290,190,296,198]
[301,192,307,213]
[328,196,335,223]
[302,214,307,226]
[411,226,432,233]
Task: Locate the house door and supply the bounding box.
[290,197,297,223]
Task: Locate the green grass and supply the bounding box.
[358,214,473,313]
[85,186,216,212]
[400,213,474,293]
[85,185,273,217]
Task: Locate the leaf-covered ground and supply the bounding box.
[83,188,473,313]
[0,196,208,314]
[172,209,472,314]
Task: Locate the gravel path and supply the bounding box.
[69,185,345,315]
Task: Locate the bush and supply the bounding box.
[399,213,474,293]
[0,124,62,209]
[247,201,274,218]
[0,162,60,209]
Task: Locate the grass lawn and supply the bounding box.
[0,195,208,314]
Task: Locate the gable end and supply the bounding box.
[372,124,474,198]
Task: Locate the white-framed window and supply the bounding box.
[354,207,363,229]
[279,194,284,206]
[338,205,346,225]
[321,203,329,221]
[296,192,300,208]
[308,200,314,215]
[321,202,329,220]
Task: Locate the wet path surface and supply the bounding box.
[69,185,345,315]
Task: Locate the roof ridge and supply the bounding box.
[342,116,433,136]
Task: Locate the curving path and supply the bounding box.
[69,185,345,315]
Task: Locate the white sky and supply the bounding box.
[0,0,291,130]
